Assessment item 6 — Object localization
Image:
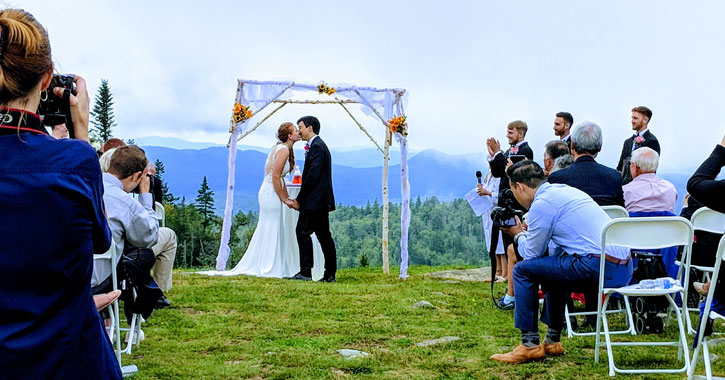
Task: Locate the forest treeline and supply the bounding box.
[159,164,489,269]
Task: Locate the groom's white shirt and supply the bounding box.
[307,135,318,146]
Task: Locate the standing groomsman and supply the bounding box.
[616,106,660,185]
[486,121,534,294]
[553,112,573,145]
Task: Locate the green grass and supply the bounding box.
[124,266,724,379]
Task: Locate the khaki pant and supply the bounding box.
[151,227,177,292]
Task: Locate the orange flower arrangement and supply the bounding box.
[317,82,336,95]
[232,103,253,123]
[387,115,408,136]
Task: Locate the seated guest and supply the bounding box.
[550,154,573,174]
[542,140,570,176]
[99,147,118,173]
[548,121,624,207]
[102,137,126,153]
[92,146,165,319]
[680,194,723,268]
[97,147,177,304]
[686,135,725,342]
[687,136,725,214]
[623,147,677,214]
[490,161,632,364]
[50,122,68,139]
[0,8,121,379]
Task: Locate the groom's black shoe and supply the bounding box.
[318,275,336,283]
[286,272,312,281]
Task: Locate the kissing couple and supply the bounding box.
[200,116,337,283]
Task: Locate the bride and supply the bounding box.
[201,122,321,278]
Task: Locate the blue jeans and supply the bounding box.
[513,254,633,334]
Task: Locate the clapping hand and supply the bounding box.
[486,138,501,157]
[721,134,725,148]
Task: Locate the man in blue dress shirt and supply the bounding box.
[490,161,633,364]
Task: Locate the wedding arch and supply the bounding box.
[214,79,411,278]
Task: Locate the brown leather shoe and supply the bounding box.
[543,341,564,356]
[490,343,545,364]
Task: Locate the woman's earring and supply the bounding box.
[40,90,48,102]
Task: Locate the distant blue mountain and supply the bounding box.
[142,146,483,213]
[142,143,695,215]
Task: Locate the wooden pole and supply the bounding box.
[381,127,391,275]
[338,102,385,155]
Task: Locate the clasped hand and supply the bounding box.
[285,198,299,210]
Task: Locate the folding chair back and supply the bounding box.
[688,235,725,380]
[691,207,725,234]
[596,217,694,376]
[601,205,629,219]
[155,201,165,227]
[602,217,693,250]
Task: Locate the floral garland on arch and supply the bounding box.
[387,115,408,138]
[317,82,336,95]
[232,103,253,124]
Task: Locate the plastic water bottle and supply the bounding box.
[639,277,677,289]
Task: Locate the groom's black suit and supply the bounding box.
[296,136,336,279]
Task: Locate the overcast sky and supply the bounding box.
[13,0,725,173]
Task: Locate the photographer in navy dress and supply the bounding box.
[0,8,121,380]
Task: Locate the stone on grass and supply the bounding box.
[441,280,460,284]
[425,267,491,282]
[337,349,370,359]
[431,291,446,296]
[416,336,461,347]
[413,300,435,309]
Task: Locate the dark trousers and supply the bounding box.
[296,210,337,278]
[514,254,633,335]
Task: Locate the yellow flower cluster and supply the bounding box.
[317,82,336,95]
[387,115,408,136]
[232,103,253,123]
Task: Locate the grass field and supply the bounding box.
[124,266,723,379]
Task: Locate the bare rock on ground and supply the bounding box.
[337,349,370,359]
[416,336,462,347]
[425,267,492,282]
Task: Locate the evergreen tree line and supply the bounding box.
[158,167,489,269]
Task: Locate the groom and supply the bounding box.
[286,116,337,282]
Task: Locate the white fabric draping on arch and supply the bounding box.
[216,80,411,278]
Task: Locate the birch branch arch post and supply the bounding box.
[215,80,412,279]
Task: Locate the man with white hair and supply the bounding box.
[548,121,624,207]
[623,147,677,213]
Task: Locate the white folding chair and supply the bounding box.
[595,217,693,376]
[601,205,629,219]
[93,244,138,376]
[564,205,633,338]
[679,207,725,334]
[154,201,165,227]
[688,235,725,380]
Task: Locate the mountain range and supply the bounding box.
[140,137,695,215]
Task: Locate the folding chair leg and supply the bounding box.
[666,294,690,373]
[622,295,636,335]
[704,341,712,380]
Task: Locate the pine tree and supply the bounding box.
[154,159,178,204]
[90,79,116,143]
[195,176,215,233]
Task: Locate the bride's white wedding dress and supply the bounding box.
[199,144,323,279]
